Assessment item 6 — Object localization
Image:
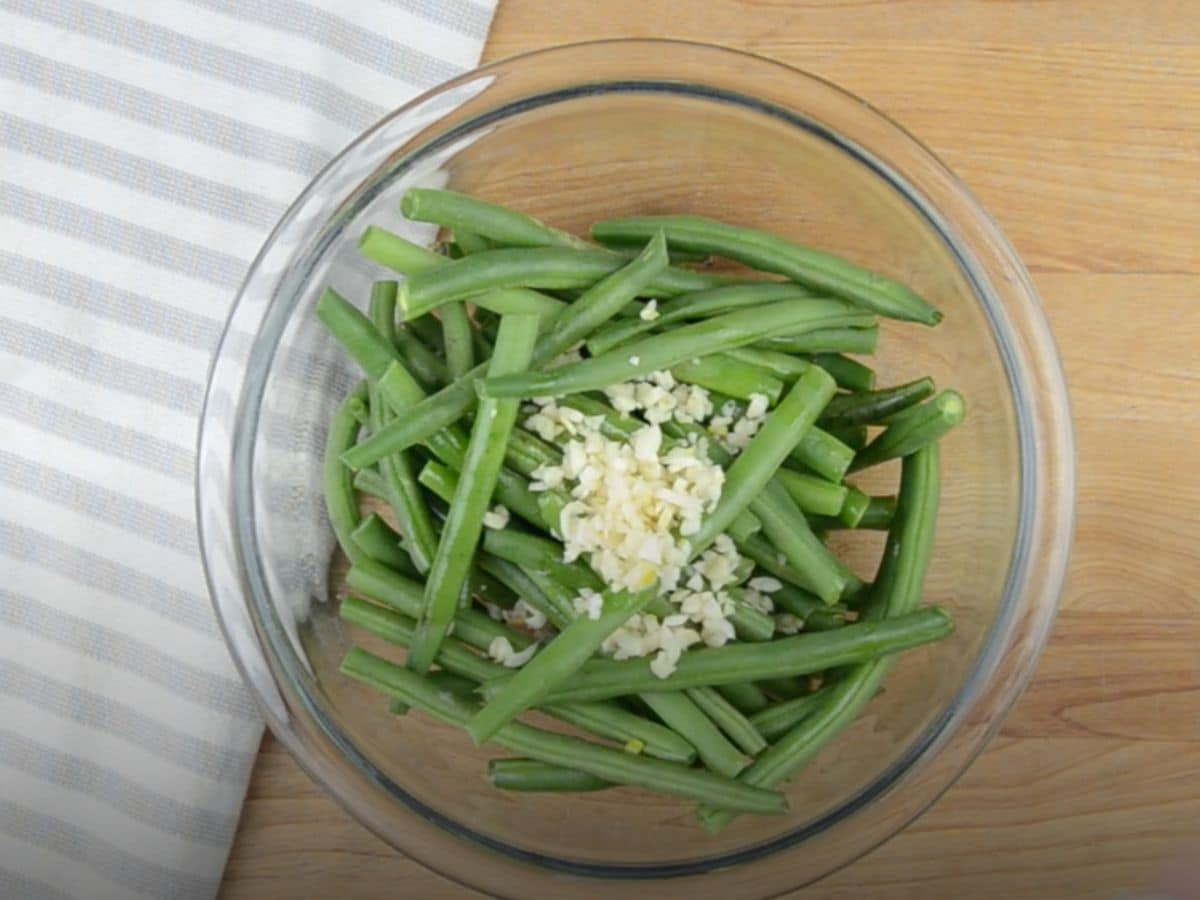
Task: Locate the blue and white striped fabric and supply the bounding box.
[0,2,496,896]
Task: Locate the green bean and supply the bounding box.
[592,215,941,325]
[716,682,771,715]
[756,326,879,356]
[671,354,785,404]
[370,279,398,345]
[748,693,825,741]
[850,389,965,472]
[532,231,669,361]
[806,353,876,392]
[316,288,399,382]
[687,366,837,559]
[453,229,494,255]
[368,283,440,573]
[838,486,871,528]
[823,423,868,451]
[408,314,540,673]
[402,188,590,251]
[820,377,935,428]
[481,300,863,401]
[323,381,369,564]
[358,225,444,274]
[341,647,785,814]
[542,702,697,765]
[686,686,768,756]
[346,559,531,654]
[440,302,474,377]
[339,596,505,684]
[699,444,943,832]
[465,588,654,744]
[774,468,849,518]
[791,425,856,483]
[508,607,950,704]
[397,246,731,321]
[471,289,565,319]
[487,759,612,793]
[349,513,419,577]
[752,485,849,604]
[394,325,450,388]
[587,283,810,356]
[635,691,746,778]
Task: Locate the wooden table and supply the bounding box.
[220,3,1200,897]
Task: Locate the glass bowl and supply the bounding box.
[197,39,1074,899]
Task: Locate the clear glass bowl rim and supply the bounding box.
[196,38,1075,899]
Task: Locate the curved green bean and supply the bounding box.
[402,188,590,250]
[323,380,369,565]
[592,215,941,325]
[775,468,849,517]
[440,302,474,378]
[397,246,730,321]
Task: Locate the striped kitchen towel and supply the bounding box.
[0,1,497,897]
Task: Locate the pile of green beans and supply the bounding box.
[319,188,963,832]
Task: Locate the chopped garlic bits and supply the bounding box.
[482,504,510,530]
[488,636,538,668]
[520,369,778,679]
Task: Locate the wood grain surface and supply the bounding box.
[219,3,1200,898]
